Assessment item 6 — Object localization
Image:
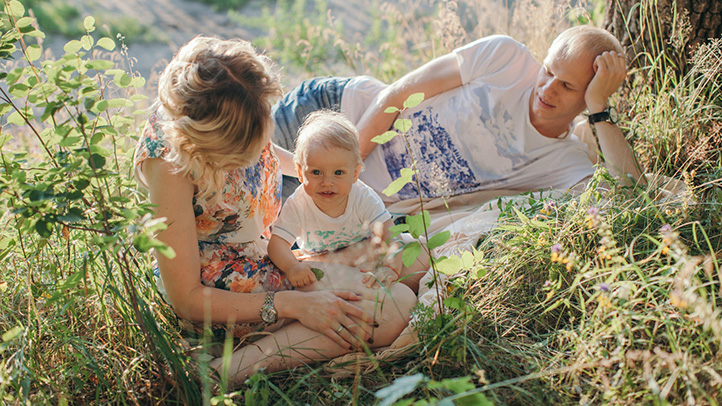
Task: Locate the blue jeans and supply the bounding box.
[272,76,352,198]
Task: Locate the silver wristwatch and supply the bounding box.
[259,291,277,324]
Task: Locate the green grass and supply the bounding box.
[2,0,722,404]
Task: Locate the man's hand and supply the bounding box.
[585,51,627,112]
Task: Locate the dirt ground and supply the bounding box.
[44,0,372,84]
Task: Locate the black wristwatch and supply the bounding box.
[259,291,278,324]
[588,106,619,125]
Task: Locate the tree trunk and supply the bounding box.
[603,0,722,73]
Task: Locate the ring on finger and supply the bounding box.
[336,325,344,334]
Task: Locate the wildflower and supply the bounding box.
[598,283,610,292]
[543,280,552,288]
[597,293,611,308]
[659,224,679,255]
[550,243,562,262]
[540,201,556,215]
[670,293,688,309]
[585,206,601,229]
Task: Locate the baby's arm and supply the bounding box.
[268,235,317,288]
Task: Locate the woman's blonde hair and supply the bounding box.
[546,25,624,62]
[157,35,281,200]
[293,110,362,168]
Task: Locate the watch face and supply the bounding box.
[608,106,619,124]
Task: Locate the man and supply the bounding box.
[272,25,641,202]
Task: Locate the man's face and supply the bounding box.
[530,49,595,134]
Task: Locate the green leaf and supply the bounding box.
[403,92,425,109]
[310,267,325,281]
[107,98,133,108]
[7,0,25,18]
[83,16,95,31]
[88,153,106,169]
[96,37,115,51]
[443,297,464,310]
[7,111,26,126]
[393,118,413,133]
[15,17,34,27]
[8,83,29,97]
[116,73,132,87]
[371,130,397,145]
[64,40,82,54]
[2,326,23,342]
[375,373,425,406]
[86,60,114,70]
[388,223,409,238]
[427,230,450,251]
[406,211,430,238]
[382,167,414,197]
[436,255,461,275]
[384,106,399,114]
[34,219,53,238]
[80,35,93,50]
[25,44,41,62]
[461,250,474,269]
[401,241,422,268]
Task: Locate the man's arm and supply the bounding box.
[585,51,642,185]
[356,53,463,160]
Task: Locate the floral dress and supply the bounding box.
[134,109,291,338]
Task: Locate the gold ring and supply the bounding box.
[336,325,344,334]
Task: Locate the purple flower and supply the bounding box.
[551,243,562,253]
[660,224,672,234]
[587,207,600,216]
[598,283,610,292]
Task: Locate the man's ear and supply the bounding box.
[295,163,305,183]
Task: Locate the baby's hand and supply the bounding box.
[361,266,399,289]
[286,263,317,288]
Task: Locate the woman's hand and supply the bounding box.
[277,290,376,349]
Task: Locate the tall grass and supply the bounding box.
[1,0,721,404]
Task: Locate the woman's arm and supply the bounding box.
[144,158,373,345]
[356,53,462,160]
[144,157,271,323]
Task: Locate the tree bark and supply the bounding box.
[603,0,722,73]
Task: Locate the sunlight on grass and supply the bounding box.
[1,0,721,404]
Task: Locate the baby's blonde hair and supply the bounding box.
[156,35,281,200]
[294,110,362,168]
[546,25,624,63]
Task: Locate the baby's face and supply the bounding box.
[297,144,361,217]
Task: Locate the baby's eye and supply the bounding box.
[334,170,344,176]
[312,169,321,176]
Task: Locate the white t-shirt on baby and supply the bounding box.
[341,35,595,202]
[272,180,391,256]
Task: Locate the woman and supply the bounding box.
[133,36,415,384]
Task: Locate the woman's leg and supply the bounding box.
[210,271,416,385]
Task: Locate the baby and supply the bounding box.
[268,110,415,289]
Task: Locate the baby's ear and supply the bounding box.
[295,163,305,182]
[353,163,362,182]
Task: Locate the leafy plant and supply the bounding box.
[0,3,201,404]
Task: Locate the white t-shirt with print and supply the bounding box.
[272,180,392,256]
[341,35,595,202]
